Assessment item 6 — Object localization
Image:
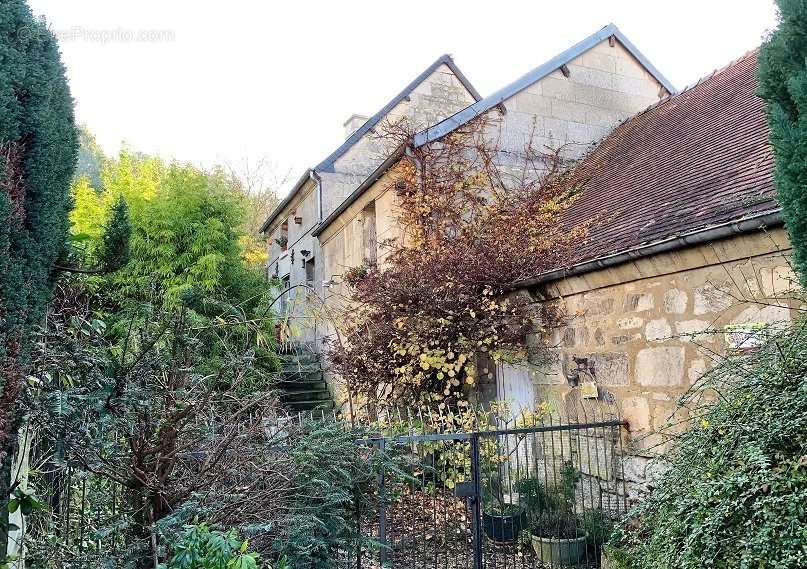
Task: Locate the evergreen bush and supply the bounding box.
[611,322,807,568]
[0,0,77,507]
[759,0,807,286]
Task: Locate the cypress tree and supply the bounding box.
[98,196,131,272]
[0,1,77,464]
[759,0,807,285]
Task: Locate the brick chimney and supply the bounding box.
[343,113,369,138]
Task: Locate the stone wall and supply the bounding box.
[518,228,797,502]
[264,61,477,351]
[496,39,664,160]
[318,167,403,406]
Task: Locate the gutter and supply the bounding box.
[312,144,408,238]
[505,208,784,291]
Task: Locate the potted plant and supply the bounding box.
[525,462,588,566]
[482,472,526,542]
[530,509,587,566]
[580,508,615,562]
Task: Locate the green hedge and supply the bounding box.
[611,323,807,568]
[759,0,807,286]
[0,0,77,447]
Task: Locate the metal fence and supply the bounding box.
[22,396,627,569]
[22,431,129,566]
[345,399,628,568]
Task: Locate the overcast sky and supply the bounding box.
[27,0,778,195]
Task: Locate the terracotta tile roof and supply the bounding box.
[561,50,776,268]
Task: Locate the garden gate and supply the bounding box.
[346,398,629,568]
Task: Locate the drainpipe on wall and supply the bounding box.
[310,169,323,350]
[310,170,323,223]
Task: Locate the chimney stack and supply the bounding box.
[343,113,369,138]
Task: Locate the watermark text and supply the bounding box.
[51,26,176,44]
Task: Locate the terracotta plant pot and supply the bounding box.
[531,532,588,566]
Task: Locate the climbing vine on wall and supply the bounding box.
[330,117,589,410]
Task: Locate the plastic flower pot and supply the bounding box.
[482,507,526,543]
[530,532,588,566]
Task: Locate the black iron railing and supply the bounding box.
[348,403,629,568]
[24,398,628,568]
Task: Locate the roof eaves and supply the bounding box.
[259,168,312,234]
[413,23,675,147]
[316,54,483,174]
[312,144,407,238]
[506,209,783,291]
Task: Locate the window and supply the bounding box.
[305,256,316,285]
[362,202,377,266]
[276,222,289,252]
[279,275,290,314]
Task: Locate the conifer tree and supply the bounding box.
[98,196,131,272]
[0,0,77,469]
[759,0,807,285]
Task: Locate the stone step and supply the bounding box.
[278,352,320,366]
[281,389,331,402]
[278,341,318,354]
[278,380,328,391]
[280,362,322,374]
[285,399,335,412]
[276,348,332,412]
[280,370,323,383]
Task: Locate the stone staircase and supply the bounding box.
[277,347,334,413]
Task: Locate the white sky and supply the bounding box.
[28,0,778,195]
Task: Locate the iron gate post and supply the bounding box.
[469,433,484,569]
[376,437,388,565]
[354,482,363,569]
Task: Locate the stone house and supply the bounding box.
[312,24,676,398]
[261,25,796,490]
[302,35,794,491]
[259,55,481,347]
